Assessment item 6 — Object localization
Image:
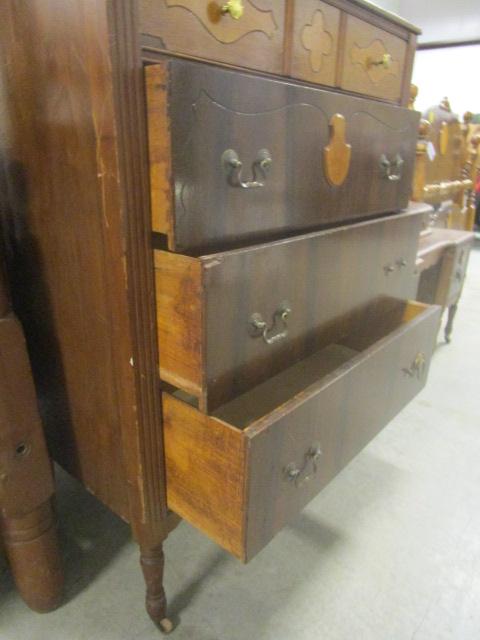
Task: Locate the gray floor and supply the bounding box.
[1,244,480,640]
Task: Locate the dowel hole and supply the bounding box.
[15,442,30,457]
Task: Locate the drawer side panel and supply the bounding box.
[162,393,247,560]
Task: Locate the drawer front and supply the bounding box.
[340,15,407,102]
[146,59,419,252]
[139,0,286,75]
[246,302,440,558]
[155,207,426,411]
[162,301,441,561]
[289,0,340,86]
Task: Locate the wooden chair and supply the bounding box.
[410,85,477,342]
[0,259,63,612]
[410,85,480,231]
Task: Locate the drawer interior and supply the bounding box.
[177,297,430,429]
[164,296,440,560]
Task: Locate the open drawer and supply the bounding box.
[163,298,441,561]
[155,206,427,412]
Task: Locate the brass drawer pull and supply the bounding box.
[402,352,426,379]
[221,0,244,20]
[222,148,272,189]
[249,301,291,345]
[380,153,404,181]
[284,445,322,487]
[368,53,393,70]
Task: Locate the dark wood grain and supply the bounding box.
[163,299,441,561]
[147,57,420,252]
[155,205,428,411]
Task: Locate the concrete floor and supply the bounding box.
[1,244,480,640]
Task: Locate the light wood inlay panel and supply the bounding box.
[290,0,340,86]
[139,0,286,74]
[340,14,407,102]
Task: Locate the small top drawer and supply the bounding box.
[139,0,286,75]
[289,0,341,87]
[339,15,407,102]
[146,58,420,253]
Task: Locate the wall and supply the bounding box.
[369,0,401,14]
[412,45,480,118]
[398,0,480,43]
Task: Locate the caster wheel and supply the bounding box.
[159,617,174,634]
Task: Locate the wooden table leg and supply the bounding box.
[1,499,63,612]
[140,543,173,633]
[444,303,458,343]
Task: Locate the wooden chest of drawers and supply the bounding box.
[1,0,433,632]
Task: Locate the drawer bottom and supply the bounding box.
[163,298,441,561]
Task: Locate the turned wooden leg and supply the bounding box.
[140,543,173,633]
[444,303,458,343]
[1,499,63,612]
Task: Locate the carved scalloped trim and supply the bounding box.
[165,0,278,44]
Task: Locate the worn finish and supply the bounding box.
[1,0,171,624]
[146,58,419,252]
[1,0,427,627]
[163,299,440,561]
[155,206,426,411]
[0,0,168,544]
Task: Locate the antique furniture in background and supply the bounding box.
[416,229,474,343]
[410,86,480,231]
[410,86,477,342]
[1,0,438,631]
[0,260,63,612]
